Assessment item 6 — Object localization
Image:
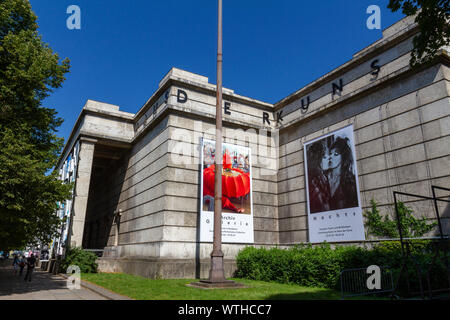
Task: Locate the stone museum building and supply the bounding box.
[52,16,450,278]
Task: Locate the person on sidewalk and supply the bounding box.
[12,255,19,275]
[19,256,26,276]
[24,254,36,282]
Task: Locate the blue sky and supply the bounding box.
[28,0,404,142]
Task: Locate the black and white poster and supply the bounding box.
[303,125,365,243]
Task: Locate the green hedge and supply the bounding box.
[235,242,448,294]
[60,247,98,273]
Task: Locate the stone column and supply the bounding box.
[70,138,96,248]
[114,209,122,247]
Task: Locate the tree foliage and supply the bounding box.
[60,247,98,274]
[0,0,71,250]
[364,200,437,239]
[388,0,450,66]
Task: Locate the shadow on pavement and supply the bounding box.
[0,259,69,297]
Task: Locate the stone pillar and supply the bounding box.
[70,138,96,248]
[114,209,122,247]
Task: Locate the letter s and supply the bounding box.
[371,59,381,77]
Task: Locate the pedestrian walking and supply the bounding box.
[19,256,26,276]
[24,254,36,282]
[12,255,19,275]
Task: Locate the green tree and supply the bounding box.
[388,0,450,66]
[0,0,71,250]
[364,199,437,239]
[60,247,98,273]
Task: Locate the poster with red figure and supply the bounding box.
[200,139,254,243]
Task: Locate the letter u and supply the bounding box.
[301,96,310,110]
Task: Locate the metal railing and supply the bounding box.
[340,266,394,299]
[392,185,450,299]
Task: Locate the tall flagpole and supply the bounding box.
[192,0,243,288]
[209,0,225,283]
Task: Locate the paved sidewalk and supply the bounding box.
[0,260,106,300]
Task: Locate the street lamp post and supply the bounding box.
[191,0,245,289]
[209,0,225,283]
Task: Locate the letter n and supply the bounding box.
[332,79,343,96]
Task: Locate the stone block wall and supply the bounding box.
[80,18,450,279]
[102,117,171,258]
[277,64,450,243]
[159,113,279,260]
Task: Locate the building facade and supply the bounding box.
[53,16,450,278]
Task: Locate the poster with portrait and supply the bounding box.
[200,138,254,243]
[303,125,365,243]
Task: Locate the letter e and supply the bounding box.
[224,101,231,115]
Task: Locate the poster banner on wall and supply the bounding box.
[303,125,365,243]
[200,138,254,244]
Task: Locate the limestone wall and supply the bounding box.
[277,64,450,244]
[101,81,280,261]
[159,113,279,260]
[99,118,171,258]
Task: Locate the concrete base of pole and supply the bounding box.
[208,252,225,282]
[188,280,247,289]
[188,251,247,289]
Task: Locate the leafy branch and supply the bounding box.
[364,199,437,239]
